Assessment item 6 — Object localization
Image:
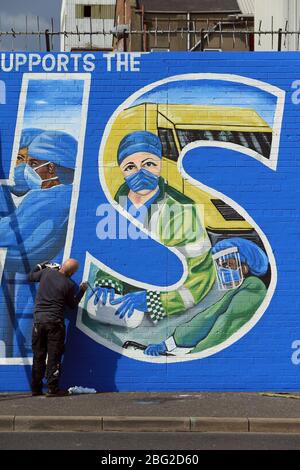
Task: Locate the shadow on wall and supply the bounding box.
[60,306,120,392]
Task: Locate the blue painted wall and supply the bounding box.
[0,52,299,392]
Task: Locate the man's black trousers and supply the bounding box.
[31,322,65,393]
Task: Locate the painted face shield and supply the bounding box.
[212,246,244,291]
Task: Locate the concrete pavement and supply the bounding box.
[1,392,300,433]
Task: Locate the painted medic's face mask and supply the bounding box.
[212,247,244,291]
[11,161,58,196]
[125,168,159,193]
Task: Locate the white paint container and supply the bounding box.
[86,294,144,329]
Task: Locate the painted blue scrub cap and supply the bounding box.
[27,130,78,170]
[20,128,44,149]
[117,131,162,165]
[211,237,269,277]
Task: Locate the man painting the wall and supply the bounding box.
[28,259,88,397]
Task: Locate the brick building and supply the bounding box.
[114,0,254,51]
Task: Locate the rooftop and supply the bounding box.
[137,0,241,13]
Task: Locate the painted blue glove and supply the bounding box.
[87,286,116,305]
[144,342,167,356]
[110,291,147,319]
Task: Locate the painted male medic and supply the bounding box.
[0,128,77,358]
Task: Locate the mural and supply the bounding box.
[4,52,300,392]
[0,75,89,358]
[78,76,281,362]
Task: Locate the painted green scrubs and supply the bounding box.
[165,276,267,354]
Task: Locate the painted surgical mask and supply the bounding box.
[125,168,159,193]
[11,161,58,196]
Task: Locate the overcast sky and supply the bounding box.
[0,0,62,51]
